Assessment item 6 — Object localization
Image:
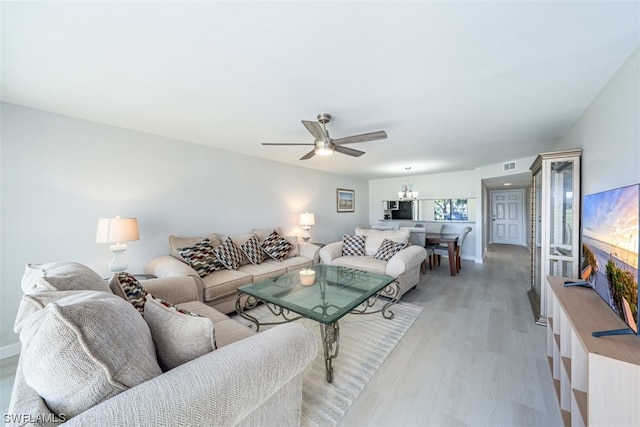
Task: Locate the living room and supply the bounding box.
[1,1,639,425]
